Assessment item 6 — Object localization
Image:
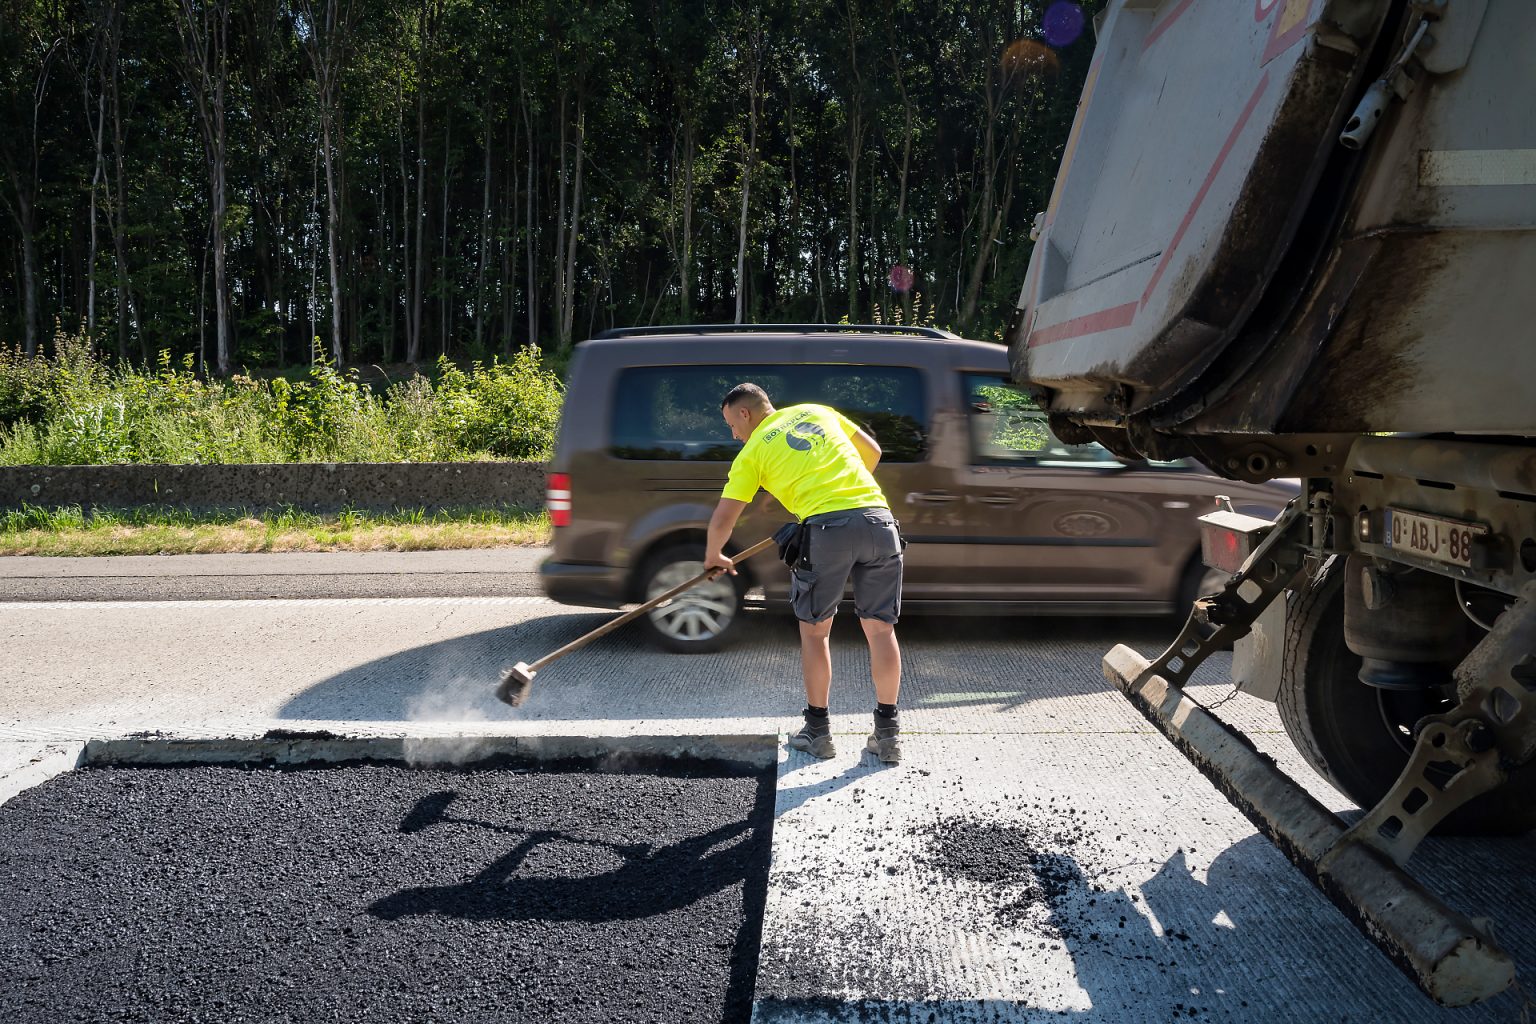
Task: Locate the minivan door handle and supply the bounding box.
[909,491,960,505]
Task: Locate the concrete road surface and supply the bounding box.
[2,549,1532,1022]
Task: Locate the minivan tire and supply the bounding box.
[636,543,749,653]
[1278,556,1536,836]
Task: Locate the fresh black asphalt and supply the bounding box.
[0,762,774,1023]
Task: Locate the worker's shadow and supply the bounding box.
[368,786,771,925]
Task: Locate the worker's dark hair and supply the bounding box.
[720,382,773,412]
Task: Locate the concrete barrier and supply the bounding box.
[0,461,548,514]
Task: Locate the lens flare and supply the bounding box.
[888,265,915,293]
[1043,1,1087,48]
[1000,38,1060,81]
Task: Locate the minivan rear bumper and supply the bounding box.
[539,557,627,609]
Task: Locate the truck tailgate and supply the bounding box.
[1012,0,1390,413]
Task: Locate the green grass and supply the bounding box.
[0,332,564,466]
[0,503,552,556]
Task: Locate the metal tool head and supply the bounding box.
[496,661,536,707]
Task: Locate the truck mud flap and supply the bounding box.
[1103,644,1514,1007]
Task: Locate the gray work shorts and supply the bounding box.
[789,506,904,625]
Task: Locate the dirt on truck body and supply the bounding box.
[1008,0,1536,1008]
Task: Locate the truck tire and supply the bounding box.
[1278,556,1536,835]
[635,544,748,653]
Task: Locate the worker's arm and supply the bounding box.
[850,426,882,472]
[704,497,749,575]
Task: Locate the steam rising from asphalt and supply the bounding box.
[402,672,498,767]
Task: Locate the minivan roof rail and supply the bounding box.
[593,323,966,341]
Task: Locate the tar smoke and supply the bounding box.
[402,672,500,766]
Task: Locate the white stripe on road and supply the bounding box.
[0,595,566,612]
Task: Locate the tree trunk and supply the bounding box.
[680,121,695,323]
[16,189,40,356]
[300,0,351,367]
[846,135,861,323]
[380,161,394,362]
[887,30,914,315]
[519,71,537,346]
[842,1,866,323]
[309,152,319,354]
[475,99,491,352]
[561,100,585,348]
[320,113,344,365]
[397,73,414,363]
[107,29,138,362]
[176,0,234,374]
[211,9,232,375]
[438,113,451,356]
[733,16,762,325]
[85,87,106,338]
[552,90,568,347]
[502,111,519,352]
[410,66,426,365]
[959,61,1002,330]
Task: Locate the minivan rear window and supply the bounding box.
[611,365,928,462]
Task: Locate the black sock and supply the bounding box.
[804,705,829,719]
[876,703,899,721]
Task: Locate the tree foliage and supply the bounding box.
[0,0,1103,370]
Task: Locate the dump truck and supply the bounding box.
[1008,0,1534,1007]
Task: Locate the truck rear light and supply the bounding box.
[1199,508,1276,576]
[547,473,571,527]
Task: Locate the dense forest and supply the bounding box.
[1,0,1101,375]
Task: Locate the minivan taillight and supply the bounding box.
[547,473,572,527]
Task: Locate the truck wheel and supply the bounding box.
[1278,556,1536,835]
[635,544,748,653]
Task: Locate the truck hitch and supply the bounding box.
[1338,580,1536,867]
[1103,498,1517,1006]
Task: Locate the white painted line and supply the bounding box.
[0,595,563,611]
[1419,149,1536,187]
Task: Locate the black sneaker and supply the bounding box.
[788,714,835,759]
[866,721,901,764]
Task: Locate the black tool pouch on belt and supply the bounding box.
[773,520,808,568]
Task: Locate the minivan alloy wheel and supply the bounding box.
[638,545,747,652]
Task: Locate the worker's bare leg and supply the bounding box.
[799,618,835,707]
[860,618,901,705]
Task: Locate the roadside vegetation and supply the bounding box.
[0,333,563,466]
[0,504,551,556]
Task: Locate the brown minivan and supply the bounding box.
[540,325,1294,650]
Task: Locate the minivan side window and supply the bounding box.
[611,365,928,462]
[964,373,1123,467]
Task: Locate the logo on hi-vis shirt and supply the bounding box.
[785,420,827,452]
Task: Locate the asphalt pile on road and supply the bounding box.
[0,762,774,1024]
[919,804,1102,936]
[918,803,1219,1018]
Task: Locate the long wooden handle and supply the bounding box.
[528,535,778,673]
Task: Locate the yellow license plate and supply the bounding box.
[1384,508,1486,568]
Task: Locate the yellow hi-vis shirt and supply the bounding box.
[721,404,888,520]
